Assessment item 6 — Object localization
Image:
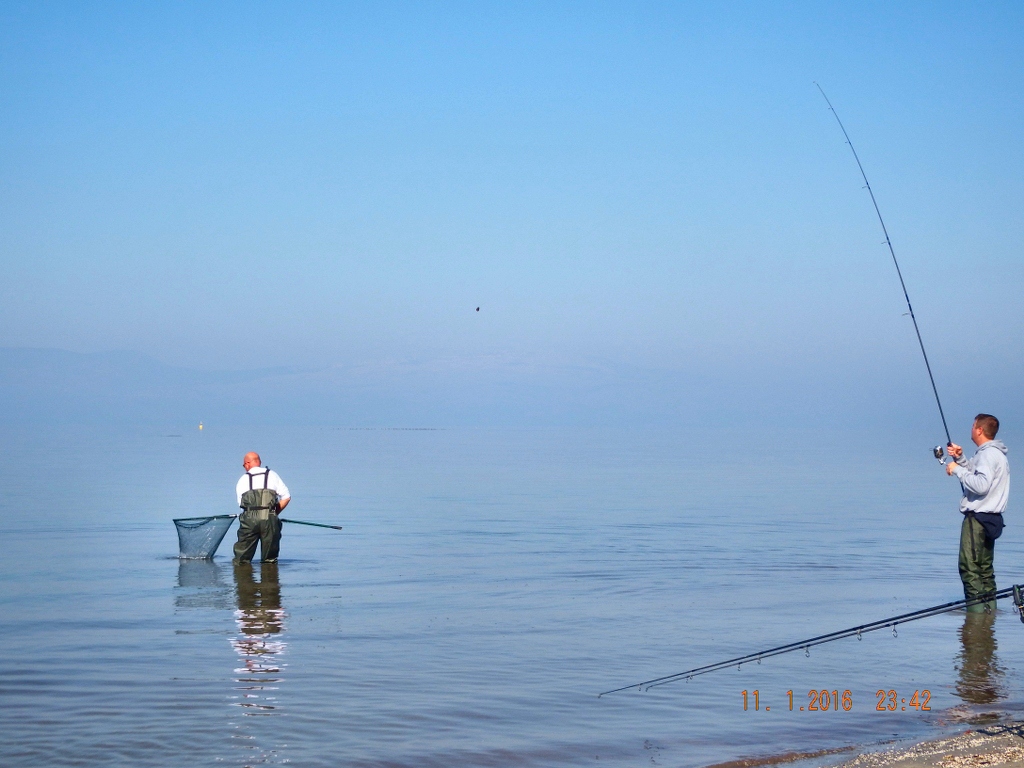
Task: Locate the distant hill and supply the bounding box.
[0,346,697,427]
[0,348,297,425]
[2,346,985,430]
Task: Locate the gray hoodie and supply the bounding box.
[954,440,1009,514]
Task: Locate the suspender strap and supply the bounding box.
[248,469,271,490]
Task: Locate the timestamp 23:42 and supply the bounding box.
[741,689,931,712]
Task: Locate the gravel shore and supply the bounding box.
[832,724,1024,768]
[705,720,1024,768]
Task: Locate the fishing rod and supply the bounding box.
[815,83,953,456]
[599,584,1024,697]
[279,518,343,531]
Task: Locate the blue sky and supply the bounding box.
[1,2,1021,428]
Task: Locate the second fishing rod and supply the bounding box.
[815,84,953,463]
[599,584,1024,697]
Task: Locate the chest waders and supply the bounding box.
[959,512,998,612]
[233,469,283,564]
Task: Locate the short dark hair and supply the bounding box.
[975,414,999,439]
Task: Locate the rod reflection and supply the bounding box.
[955,610,1005,705]
[231,562,287,716]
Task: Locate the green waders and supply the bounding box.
[959,514,996,613]
[233,470,282,564]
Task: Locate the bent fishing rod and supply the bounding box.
[815,84,952,457]
[599,584,1024,697]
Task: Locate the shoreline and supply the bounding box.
[706,716,1024,768]
[831,722,1024,768]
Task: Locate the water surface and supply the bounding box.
[2,425,1023,767]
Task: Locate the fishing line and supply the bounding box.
[598,585,1024,696]
[600,90,977,701]
[815,83,952,449]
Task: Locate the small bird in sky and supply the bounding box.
[476,307,480,311]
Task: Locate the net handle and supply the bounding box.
[173,514,238,523]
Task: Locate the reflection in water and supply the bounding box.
[954,610,1005,705]
[174,560,233,611]
[228,563,289,765]
[231,562,286,718]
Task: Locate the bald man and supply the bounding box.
[232,452,291,564]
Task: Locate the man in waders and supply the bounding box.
[946,414,1009,612]
[233,452,291,564]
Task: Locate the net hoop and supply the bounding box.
[173,514,238,559]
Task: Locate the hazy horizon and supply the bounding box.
[2,3,1021,433]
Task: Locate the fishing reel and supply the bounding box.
[933,446,947,465]
[1014,585,1024,624]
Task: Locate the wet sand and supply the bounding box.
[705,722,1024,768]
[704,720,1024,768]
[834,724,1024,768]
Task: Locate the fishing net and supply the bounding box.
[174,515,237,559]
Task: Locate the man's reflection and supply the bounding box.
[955,610,1005,705]
[231,562,286,715]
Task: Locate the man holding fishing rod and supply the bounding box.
[945,414,1009,612]
[233,452,291,565]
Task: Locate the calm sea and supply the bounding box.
[2,424,1022,767]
